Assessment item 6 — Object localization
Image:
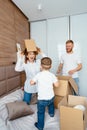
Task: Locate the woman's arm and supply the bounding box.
[15,52,25,72]
[37,47,46,57]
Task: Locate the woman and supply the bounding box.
[15,47,46,104]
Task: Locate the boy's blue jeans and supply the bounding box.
[37,97,54,130]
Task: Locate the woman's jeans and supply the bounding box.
[37,97,54,130]
[23,91,32,104]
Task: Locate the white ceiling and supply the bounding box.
[12,0,87,21]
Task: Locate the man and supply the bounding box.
[57,40,82,95]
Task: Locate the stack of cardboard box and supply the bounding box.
[58,95,87,130]
[54,75,78,108]
[54,75,87,130]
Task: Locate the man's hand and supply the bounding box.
[68,70,75,75]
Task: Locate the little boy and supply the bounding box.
[30,57,59,130]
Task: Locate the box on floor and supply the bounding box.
[58,95,87,130]
[54,76,78,108]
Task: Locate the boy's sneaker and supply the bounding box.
[49,114,54,117]
[34,122,43,130]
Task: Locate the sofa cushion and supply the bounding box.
[6,101,34,120]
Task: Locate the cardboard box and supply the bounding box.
[54,95,63,108]
[24,39,37,52]
[54,76,78,96]
[58,95,87,130]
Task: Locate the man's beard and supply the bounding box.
[66,48,73,53]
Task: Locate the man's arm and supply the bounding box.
[75,63,82,71]
[68,63,82,75]
[56,63,63,74]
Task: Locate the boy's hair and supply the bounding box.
[41,57,52,70]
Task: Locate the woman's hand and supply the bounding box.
[36,47,43,54]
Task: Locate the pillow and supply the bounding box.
[6,101,34,120]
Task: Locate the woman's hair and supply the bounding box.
[23,48,38,63]
[41,57,52,70]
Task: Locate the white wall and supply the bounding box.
[30,20,47,55]
[47,17,69,73]
[30,13,87,96]
[70,13,87,96]
[30,17,69,73]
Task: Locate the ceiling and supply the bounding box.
[12,0,87,22]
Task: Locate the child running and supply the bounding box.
[30,57,59,130]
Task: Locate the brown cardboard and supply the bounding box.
[54,75,78,96]
[24,39,37,52]
[68,95,86,107]
[58,95,87,130]
[54,95,63,108]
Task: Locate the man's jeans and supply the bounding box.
[73,78,79,95]
[37,97,54,130]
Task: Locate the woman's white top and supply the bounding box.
[15,52,46,93]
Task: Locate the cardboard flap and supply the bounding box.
[84,110,87,128]
[58,96,67,108]
[58,75,71,80]
[24,39,37,52]
[69,78,78,94]
[68,95,86,107]
[57,75,78,95]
